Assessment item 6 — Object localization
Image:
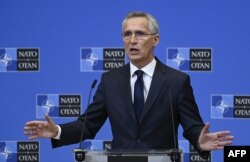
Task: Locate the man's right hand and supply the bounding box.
[24,114,58,140]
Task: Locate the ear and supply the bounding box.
[152,34,160,47]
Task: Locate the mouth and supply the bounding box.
[129,48,140,54]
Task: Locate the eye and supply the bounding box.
[123,32,132,37]
[135,31,146,37]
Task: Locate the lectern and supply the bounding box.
[73,140,183,162]
[75,149,183,162]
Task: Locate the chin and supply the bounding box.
[129,57,142,63]
[128,54,141,60]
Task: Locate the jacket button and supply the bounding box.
[137,139,141,143]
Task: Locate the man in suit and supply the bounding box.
[24,11,233,158]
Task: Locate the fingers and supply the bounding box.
[24,121,45,130]
[209,130,233,139]
[216,131,234,141]
[24,126,36,133]
[24,126,47,140]
[213,140,233,150]
[220,140,233,146]
[24,129,39,140]
[199,124,234,151]
[225,135,234,141]
[211,131,234,150]
[25,114,52,127]
[217,131,231,137]
[24,121,46,140]
[25,121,45,127]
[219,134,234,141]
[24,115,56,140]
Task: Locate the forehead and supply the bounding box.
[123,17,150,31]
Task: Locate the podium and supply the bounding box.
[75,149,183,162]
[73,140,183,162]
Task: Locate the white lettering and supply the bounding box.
[104,62,124,69]
[191,51,210,58]
[228,150,246,157]
[228,150,235,157]
[18,62,38,69]
[191,62,210,69]
[241,150,247,157]
[105,144,112,150]
[105,51,124,57]
[60,109,80,115]
[235,110,250,116]
[190,155,207,161]
[235,98,250,105]
[19,51,38,58]
[19,144,38,151]
[60,97,80,104]
[18,155,38,161]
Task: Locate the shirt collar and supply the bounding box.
[130,58,156,77]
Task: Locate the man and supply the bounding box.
[24,12,233,159]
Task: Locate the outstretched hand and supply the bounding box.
[198,123,234,151]
[24,114,58,140]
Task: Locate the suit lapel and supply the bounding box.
[139,60,168,125]
[117,64,137,124]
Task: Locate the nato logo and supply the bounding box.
[0,48,39,72]
[167,48,212,72]
[211,95,250,119]
[80,48,126,72]
[179,140,211,162]
[0,141,39,162]
[36,94,81,118]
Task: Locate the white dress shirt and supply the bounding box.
[130,58,156,103]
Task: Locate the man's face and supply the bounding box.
[122,17,159,68]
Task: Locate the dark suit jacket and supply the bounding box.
[52,58,209,158]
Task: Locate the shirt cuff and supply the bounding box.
[53,125,61,140]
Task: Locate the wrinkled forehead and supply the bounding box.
[122,17,150,32]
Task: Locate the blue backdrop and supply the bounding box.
[1,0,250,161]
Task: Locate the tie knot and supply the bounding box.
[135,70,144,78]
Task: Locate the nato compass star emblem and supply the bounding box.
[172,53,185,67]
[216,100,229,114]
[0,53,12,67]
[0,146,13,160]
[41,99,55,114]
[86,53,98,66]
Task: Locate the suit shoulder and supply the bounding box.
[158,63,192,92]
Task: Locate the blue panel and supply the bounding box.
[1,0,250,162]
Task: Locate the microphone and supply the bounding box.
[73,79,97,162]
[168,87,181,162]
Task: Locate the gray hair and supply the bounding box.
[122,11,159,34]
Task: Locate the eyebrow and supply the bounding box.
[123,30,147,33]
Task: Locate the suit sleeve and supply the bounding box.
[178,75,210,159]
[51,76,108,148]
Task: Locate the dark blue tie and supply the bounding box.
[134,70,144,122]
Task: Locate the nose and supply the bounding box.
[130,33,138,43]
